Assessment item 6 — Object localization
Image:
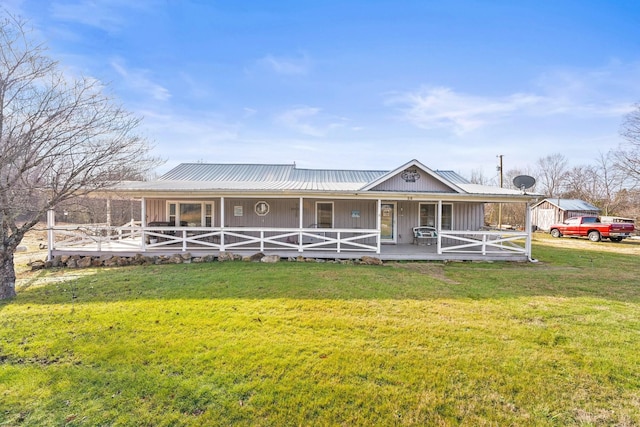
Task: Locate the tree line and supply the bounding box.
[474,114,640,227]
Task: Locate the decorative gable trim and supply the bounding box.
[360,159,465,193]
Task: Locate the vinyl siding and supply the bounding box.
[371,171,456,192]
[302,199,378,229]
[396,202,485,244]
[223,198,299,228]
[144,198,485,246]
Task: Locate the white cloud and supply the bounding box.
[275,106,350,137]
[137,108,241,170]
[178,72,210,99]
[50,0,155,32]
[277,107,324,136]
[243,107,257,118]
[110,58,171,101]
[2,0,26,14]
[533,61,640,116]
[390,62,640,135]
[259,53,311,75]
[389,87,543,134]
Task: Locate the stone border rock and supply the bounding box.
[28,251,383,271]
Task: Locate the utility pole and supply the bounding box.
[497,155,503,230]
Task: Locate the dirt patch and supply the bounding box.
[388,262,460,284]
[14,225,49,274]
[13,224,52,290]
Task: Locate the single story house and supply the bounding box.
[531,198,600,231]
[47,159,542,261]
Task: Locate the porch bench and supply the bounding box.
[413,226,437,246]
[147,221,174,243]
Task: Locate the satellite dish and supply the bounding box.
[513,175,536,192]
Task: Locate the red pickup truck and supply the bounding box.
[549,216,635,242]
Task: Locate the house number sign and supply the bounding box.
[255,201,270,216]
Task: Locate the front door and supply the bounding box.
[380,202,397,243]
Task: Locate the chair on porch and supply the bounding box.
[413,226,437,245]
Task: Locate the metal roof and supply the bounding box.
[156,163,389,191]
[433,170,470,185]
[160,163,297,182]
[545,198,601,212]
[159,163,469,185]
[112,162,534,198]
[159,163,386,187]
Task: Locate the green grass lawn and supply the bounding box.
[1,241,639,426]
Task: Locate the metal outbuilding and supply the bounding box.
[531,198,601,231]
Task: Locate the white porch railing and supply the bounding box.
[50,225,380,253]
[437,230,529,256]
[48,225,531,259]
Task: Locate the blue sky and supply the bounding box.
[6,0,640,181]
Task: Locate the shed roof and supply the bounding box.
[535,198,601,212]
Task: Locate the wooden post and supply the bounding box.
[106,198,112,227]
[498,154,503,230]
[220,197,225,252]
[376,199,382,254]
[220,197,225,228]
[299,197,304,252]
[437,200,443,255]
[140,197,146,252]
[46,209,55,261]
[525,201,532,259]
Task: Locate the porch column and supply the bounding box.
[376,199,382,254]
[46,209,55,261]
[220,197,225,228]
[106,198,112,227]
[437,200,443,255]
[220,197,225,251]
[140,197,146,251]
[298,197,304,252]
[141,197,146,227]
[525,201,533,259]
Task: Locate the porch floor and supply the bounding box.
[51,240,529,262]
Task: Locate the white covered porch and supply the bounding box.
[46,218,533,262]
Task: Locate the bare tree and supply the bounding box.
[0,14,159,299]
[591,151,633,215]
[561,152,633,215]
[618,103,640,184]
[469,168,492,185]
[536,153,568,197]
[500,167,536,228]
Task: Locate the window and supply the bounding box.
[167,201,214,227]
[419,204,436,227]
[316,202,333,228]
[419,203,452,230]
[441,205,452,230]
[205,203,213,227]
[168,203,176,225]
[180,203,202,226]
